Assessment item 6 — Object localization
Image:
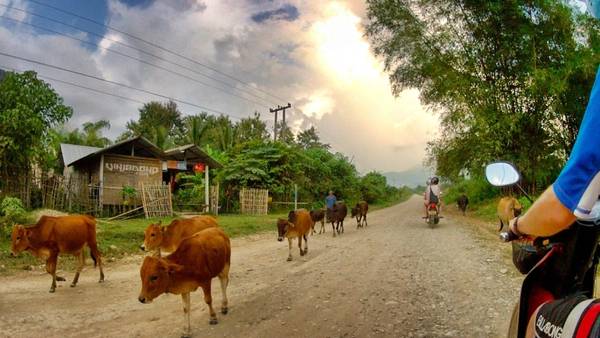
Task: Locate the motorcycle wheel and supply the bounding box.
[507,302,519,338]
[427,215,434,228]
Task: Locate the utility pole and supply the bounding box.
[269,103,291,141]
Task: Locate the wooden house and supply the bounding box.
[59,136,222,209]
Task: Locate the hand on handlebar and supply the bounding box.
[500,216,525,242]
[499,229,520,242]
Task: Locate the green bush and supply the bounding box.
[121,185,137,205]
[0,197,28,236]
[1,197,26,219]
[443,177,499,205]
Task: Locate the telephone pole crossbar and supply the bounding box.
[270,103,292,141]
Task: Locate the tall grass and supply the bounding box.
[443,177,500,205]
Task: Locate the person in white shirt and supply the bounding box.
[424,177,442,216]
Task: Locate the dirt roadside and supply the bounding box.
[0,196,522,338]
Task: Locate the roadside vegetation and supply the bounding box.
[442,177,534,222]
[366,1,600,210]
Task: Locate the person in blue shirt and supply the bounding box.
[508,2,600,335]
[325,191,337,210]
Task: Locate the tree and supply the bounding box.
[50,120,112,171]
[185,114,209,147]
[81,120,112,147]
[366,0,600,191]
[236,112,270,143]
[0,71,72,173]
[212,116,238,152]
[297,126,330,149]
[275,121,295,144]
[123,100,184,145]
[359,172,388,203]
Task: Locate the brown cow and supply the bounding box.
[140,216,218,256]
[326,202,347,237]
[351,201,369,228]
[10,215,105,293]
[497,197,523,231]
[277,209,314,261]
[457,194,469,216]
[138,227,231,337]
[309,209,326,235]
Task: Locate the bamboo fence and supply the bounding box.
[239,188,268,215]
[141,183,173,218]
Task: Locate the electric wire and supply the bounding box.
[0,52,256,119]
[0,15,272,109]
[0,4,279,107]
[24,0,288,103]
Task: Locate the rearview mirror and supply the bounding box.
[485,162,520,187]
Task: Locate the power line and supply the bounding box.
[0,4,279,107]
[24,0,289,103]
[0,15,272,109]
[0,63,251,122]
[0,63,137,103]
[0,51,255,118]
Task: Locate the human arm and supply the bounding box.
[509,185,576,237]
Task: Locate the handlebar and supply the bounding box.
[499,231,519,242]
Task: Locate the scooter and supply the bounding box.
[485,161,600,338]
[426,203,440,227]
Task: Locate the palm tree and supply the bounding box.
[82,120,112,147]
[186,115,208,146]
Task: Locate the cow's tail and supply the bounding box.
[90,249,98,267]
[85,216,100,268]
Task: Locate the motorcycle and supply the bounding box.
[426,202,440,227]
[485,161,600,338]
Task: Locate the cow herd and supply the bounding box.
[276,201,370,261]
[7,195,525,336]
[8,200,371,337]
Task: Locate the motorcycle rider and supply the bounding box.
[423,178,431,217]
[424,177,442,216]
[508,2,600,335]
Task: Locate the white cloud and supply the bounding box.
[0,0,28,21]
[0,0,439,173]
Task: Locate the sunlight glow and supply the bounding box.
[300,91,335,119]
[312,2,380,84]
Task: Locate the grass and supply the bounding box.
[0,213,285,275]
[464,195,534,224]
[0,194,412,275]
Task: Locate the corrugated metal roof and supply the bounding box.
[60,143,102,166]
[164,144,223,168]
[67,136,164,167]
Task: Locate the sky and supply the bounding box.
[0,0,439,174]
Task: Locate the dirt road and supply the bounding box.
[0,196,522,338]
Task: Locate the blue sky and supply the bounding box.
[27,0,109,45]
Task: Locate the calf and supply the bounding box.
[309,209,326,235]
[277,209,314,261]
[138,227,231,337]
[10,215,105,293]
[497,197,523,231]
[326,202,347,237]
[351,201,369,228]
[457,194,469,216]
[141,216,218,256]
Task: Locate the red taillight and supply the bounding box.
[428,203,437,210]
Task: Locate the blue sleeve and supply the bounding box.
[554,67,600,213]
